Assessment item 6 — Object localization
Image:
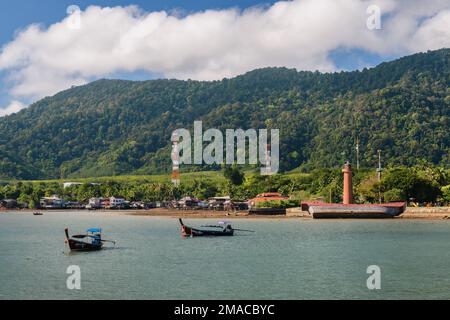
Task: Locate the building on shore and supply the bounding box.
[177,196,199,209]
[63,182,83,189]
[208,196,230,210]
[86,198,103,210]
[109,197,126,209]
[40,196,66,209]
[63,182,102,189]
[0,199,18,209]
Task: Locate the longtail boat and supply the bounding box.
[64,228,115,252]
[179,219,254,237]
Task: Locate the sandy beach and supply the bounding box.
[125,208,289,219]
[2,207,450,220]
[126,207,450,220]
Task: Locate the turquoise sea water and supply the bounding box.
[0,211,449,300]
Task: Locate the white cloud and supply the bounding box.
[409,10,450,52]
[0,0,449,106]
[0,100,26,117]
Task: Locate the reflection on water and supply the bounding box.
[0,211,449,300]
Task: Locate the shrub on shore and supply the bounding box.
[256,200,300,209]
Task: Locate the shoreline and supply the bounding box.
[126,209,292,219]
[2,207,450,220]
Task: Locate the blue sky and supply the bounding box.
[0,0,448,115]
[0,1,276,43]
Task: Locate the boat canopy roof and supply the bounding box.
[87,228,102,233]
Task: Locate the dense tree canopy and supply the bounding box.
[1,165,449,208]
[0,49,449,179]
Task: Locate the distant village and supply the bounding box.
[0,181,291,213]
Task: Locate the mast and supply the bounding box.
[377,149,382,203]
[376,149,382,181]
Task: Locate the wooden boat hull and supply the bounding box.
[181,225,234,237]
[66,239,103,251]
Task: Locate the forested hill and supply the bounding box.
[0,48,449,180]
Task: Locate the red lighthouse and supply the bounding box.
[342,161,353,204]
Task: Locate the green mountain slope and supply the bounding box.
[0,48,449,179]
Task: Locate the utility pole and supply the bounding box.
[329,187,332,203]
[356,137,360,170]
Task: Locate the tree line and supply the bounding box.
[2,165,450,208]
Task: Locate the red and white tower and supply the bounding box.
[171,132,180,186]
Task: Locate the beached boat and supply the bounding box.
[301,162,407,219]
[179,219,254,237]
[64,228,115,252]
[301,202,406,219]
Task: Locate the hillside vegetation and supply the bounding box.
[0,48,449,179]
